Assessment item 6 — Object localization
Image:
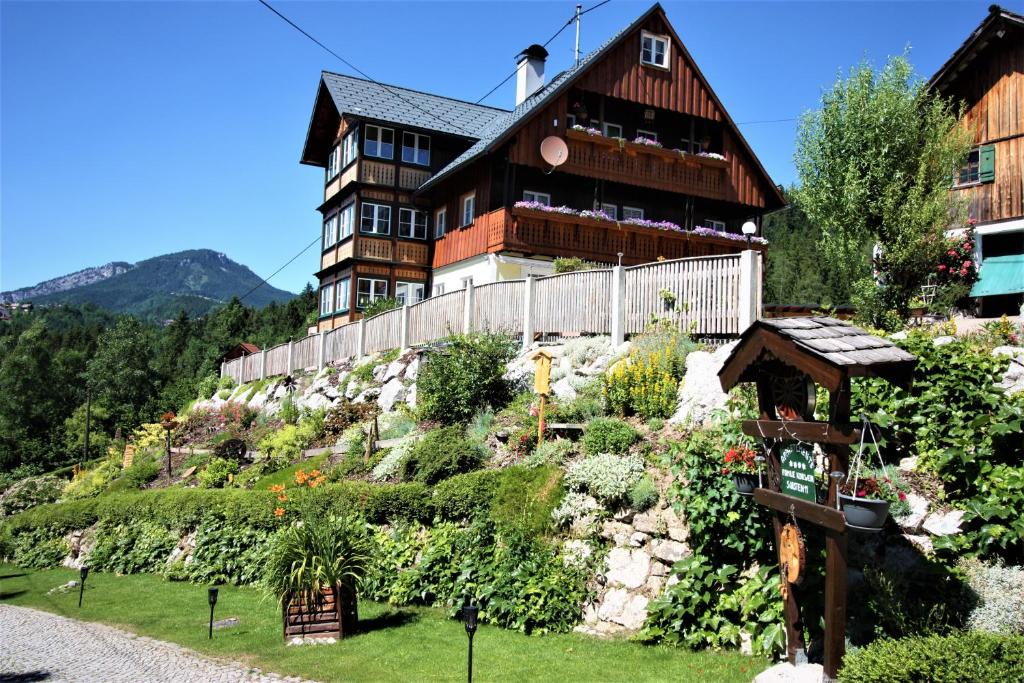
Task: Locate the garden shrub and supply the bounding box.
[62,459,120,500]
[604,323,697,419]
[850,564,967,642]
[369,432,418,482]
[257,421,319,465]
[196,374,218,400]
[0,475,64,517]
[962,559,1024,634]
[108,458,161,492]
[401,426,484,485]
[213,437,248,462]
[433,469,502,520]
[581,417,639,455]
[322,401,377,444]
[362,297,401,319]
[89,520,179,575]
[278,395,299,425]
[551,491,597,528]
[524,438,573,468]
[628,474,659,512]
[217,375,236,391]
[10,526,68,568]
[839,631,1024,683]
[564,453,644,506]
[417,333,517,424]
[489,465,563,536]
[217,389,232,400]
[197,457,239,488]
[180,514,279,585]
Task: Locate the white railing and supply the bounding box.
[221,251,761,381]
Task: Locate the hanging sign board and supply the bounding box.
[780,443,817,502]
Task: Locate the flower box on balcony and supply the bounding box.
[564,129,729,170]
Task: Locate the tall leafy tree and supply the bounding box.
[86,316,158,431]
[794,54,971,324]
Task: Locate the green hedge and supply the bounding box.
[840,631,1024,682]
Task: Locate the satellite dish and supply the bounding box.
[540,136,569,170]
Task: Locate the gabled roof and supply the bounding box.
[929,4,1024,92]
[719,317,917,393]
[418,3,783,208]
[321,72,506,138]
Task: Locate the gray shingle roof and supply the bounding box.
[321,71,507,139]
[758,317,916,367]
[417,4,662,192]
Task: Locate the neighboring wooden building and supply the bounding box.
[300,3,783,331]
[220,342,261,363]
[931,5,1024,315]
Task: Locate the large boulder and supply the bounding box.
[993,346,1024,394]
[604,547,650,589]
[669,341,737,426]
[377,378,407,413]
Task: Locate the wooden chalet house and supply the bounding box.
[300,3,784,331]
[931,5,1024,316]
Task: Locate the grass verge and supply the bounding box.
[1,564,766,682]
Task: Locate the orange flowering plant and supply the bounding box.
[268,469,328,520]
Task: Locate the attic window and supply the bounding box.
[641,31,669,68]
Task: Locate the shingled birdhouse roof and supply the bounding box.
[719,317,917,393]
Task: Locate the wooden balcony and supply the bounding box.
[325,160,432,202]
[433,206,763,269]
[561,129,728,201]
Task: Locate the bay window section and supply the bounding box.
[364,125,394,159]
[325,145,339,181]
[338,203,355,240]
[335,277,351,313]
[342,129,359,167]
[357,278,388,309]
[319,283,334,317]
[322,213,338,249]
[401,132,431,166]
[360,202,391,235]
[399,208,427,239]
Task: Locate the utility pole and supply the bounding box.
[574,4,582,67]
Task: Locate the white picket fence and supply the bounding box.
[222,251,761,381]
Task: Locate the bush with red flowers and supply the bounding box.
[935,226,978,287]
[721,446,758,475]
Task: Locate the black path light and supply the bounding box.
[462,601,479,683]
[208,587,219,639]
[78,565,90,608]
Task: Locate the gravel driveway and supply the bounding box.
[0,604,315,683]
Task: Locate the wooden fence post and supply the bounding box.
[738,250,762,332]
[399,305,411,351]
[259,349,267,381]
[463,281,475,334]
[287,340,295,374]
[610,265,626,346]
[521,276,535,352]
[220,361,226,379]
[317,330,327,370]
[356,319,367,360]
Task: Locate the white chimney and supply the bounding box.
[515,44,548,107]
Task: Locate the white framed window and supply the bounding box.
[623,206,645,220]
[636,129,658,141]
[398,208,427,239]
[461,193,476,227]
[323,213,338,248]
[433,283,445,296]
[364,124,394,159]
[356,277,388,309]
[342,129,359,167]
[567,114,577,128]
[706,218,726,231]
[360,202,391,235]
[319,283,334,316]
[600,203,618,219]
[641,31,670,68]
[335,277,351,312]
[461,277,473,289]
[338,203,355,240]
[326,144,340,180]
[401,132,431,166]
[434,207,447,238]
[603,122,623,138]
[395,281,425,305]
[523,190,551,205]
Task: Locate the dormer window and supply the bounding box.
[402,132,431,166]
[641,31,669,68]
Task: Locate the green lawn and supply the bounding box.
[0,565,766,682]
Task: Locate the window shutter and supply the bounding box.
[979,144,996,183]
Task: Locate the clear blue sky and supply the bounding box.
[2,1,1019,295]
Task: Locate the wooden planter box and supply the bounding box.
[283,582,358,641]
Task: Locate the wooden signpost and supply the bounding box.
[532,349,553,447]
[719,317,916,682]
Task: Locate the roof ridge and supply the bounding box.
[321,70,510,113]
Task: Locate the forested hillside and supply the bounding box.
[0,288,316,473]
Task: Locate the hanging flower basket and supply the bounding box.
[838,494,890,532]
[732,472,759,496]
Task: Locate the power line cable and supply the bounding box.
[474,0,612,104]
[237,234,322,304]
[735,117,799,125]
[256,0,478,137]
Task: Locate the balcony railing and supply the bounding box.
[561,129,728,200]
[433,206,762,269]
[324,160,432,202]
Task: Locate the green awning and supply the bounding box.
[971,255,1024,297]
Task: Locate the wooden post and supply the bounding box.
[610,265,625,345]
[537,394,546,447]
[521,276,535,351]
[738,249,761,332]
[822,378,852,682]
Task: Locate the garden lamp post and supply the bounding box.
[208,587,219,639]
[830,471,846,509]
[742,221,757,247]
[78,565,90,608]
[463,602,479,683]
[160,412,178,480]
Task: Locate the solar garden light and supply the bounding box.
[742,221,757,247]
[462,602,479,683]
[754,455,766,489]
[830,471,846,509]
[208,587,219,639]
[78,565,90,608]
